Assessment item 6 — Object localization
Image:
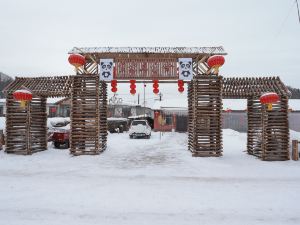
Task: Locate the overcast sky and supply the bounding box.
[0,0,299,104]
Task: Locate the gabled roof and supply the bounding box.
[222,76,290,98]
[3,76,72,97]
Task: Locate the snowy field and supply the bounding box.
[0,128,300,225]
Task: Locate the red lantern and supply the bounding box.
[68,54,85,68]
[153,80,159,95]
[153,88,159,94]
[178,80,184,93]
[207,55,225,74]
[13,89,33,108]
[111,79,117,93]
[130,89,136,95]
[178,86,184,93]
[130,80,136,95]
[260,92,280,111]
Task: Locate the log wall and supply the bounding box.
[188,75,222,156]
[70,76,107,155]
[261,97,289,160]
[247,98,263,157]
[5,94,47,154]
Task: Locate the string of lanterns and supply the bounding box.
[130,80,136,95]
[153,80,159,95]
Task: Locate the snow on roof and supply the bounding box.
[128,114,151,119]
[107,117,128,121]
[47,97,65,104]
[69,46,226,55]
[151,99,187,110]
[152,99,248,111]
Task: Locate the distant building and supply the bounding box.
[152,99,300,132]
[152,99,188,132]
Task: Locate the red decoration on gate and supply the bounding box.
[153,80,159,95]
[68,54,86,68]
[13,89,33,108]
[111,79,118,93]
[177,80,184,93]
[130,80,136,95]
[207,55,225,74]
[260,92,279,111]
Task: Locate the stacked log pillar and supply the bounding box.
[247,98,263,157]
[5,94,47,154]
[70,75,107,155]
[188,75,222,156]
[261,97,289,160]
[99,81,108,151]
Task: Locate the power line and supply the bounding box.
[296,0,300,24]
[275,0,296,38]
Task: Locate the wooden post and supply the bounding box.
[292,140,299,161]
[0,130,3,150]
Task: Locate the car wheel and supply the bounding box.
[130,135,133,139]
[54,142,60,148]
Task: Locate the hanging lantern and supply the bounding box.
[130,80,136,95]
[68,54,85,68]
[153,80,159,95]
[178,80,184,93]
[111,79,118,93]
[13,89,33,108]
[207,55,225,74]
[260,92,279,111]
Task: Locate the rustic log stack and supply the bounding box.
[99,81,108,151]
[261,96,289,160]
[5,94,47,154]
[70,75,107,155]
[188,74,222,157]
[247,98,263,157]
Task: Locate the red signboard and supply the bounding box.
[114,59,178,80]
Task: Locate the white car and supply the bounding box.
[129,120,151,139]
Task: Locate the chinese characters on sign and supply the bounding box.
[114,59,178,79]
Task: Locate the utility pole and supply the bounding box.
[159,92,162,101]
[143,82,146,116]
[138,93,140,105]
[296,0,300,24]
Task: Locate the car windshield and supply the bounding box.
[132,121,146,126]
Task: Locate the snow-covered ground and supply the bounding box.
[0,129,300,225]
